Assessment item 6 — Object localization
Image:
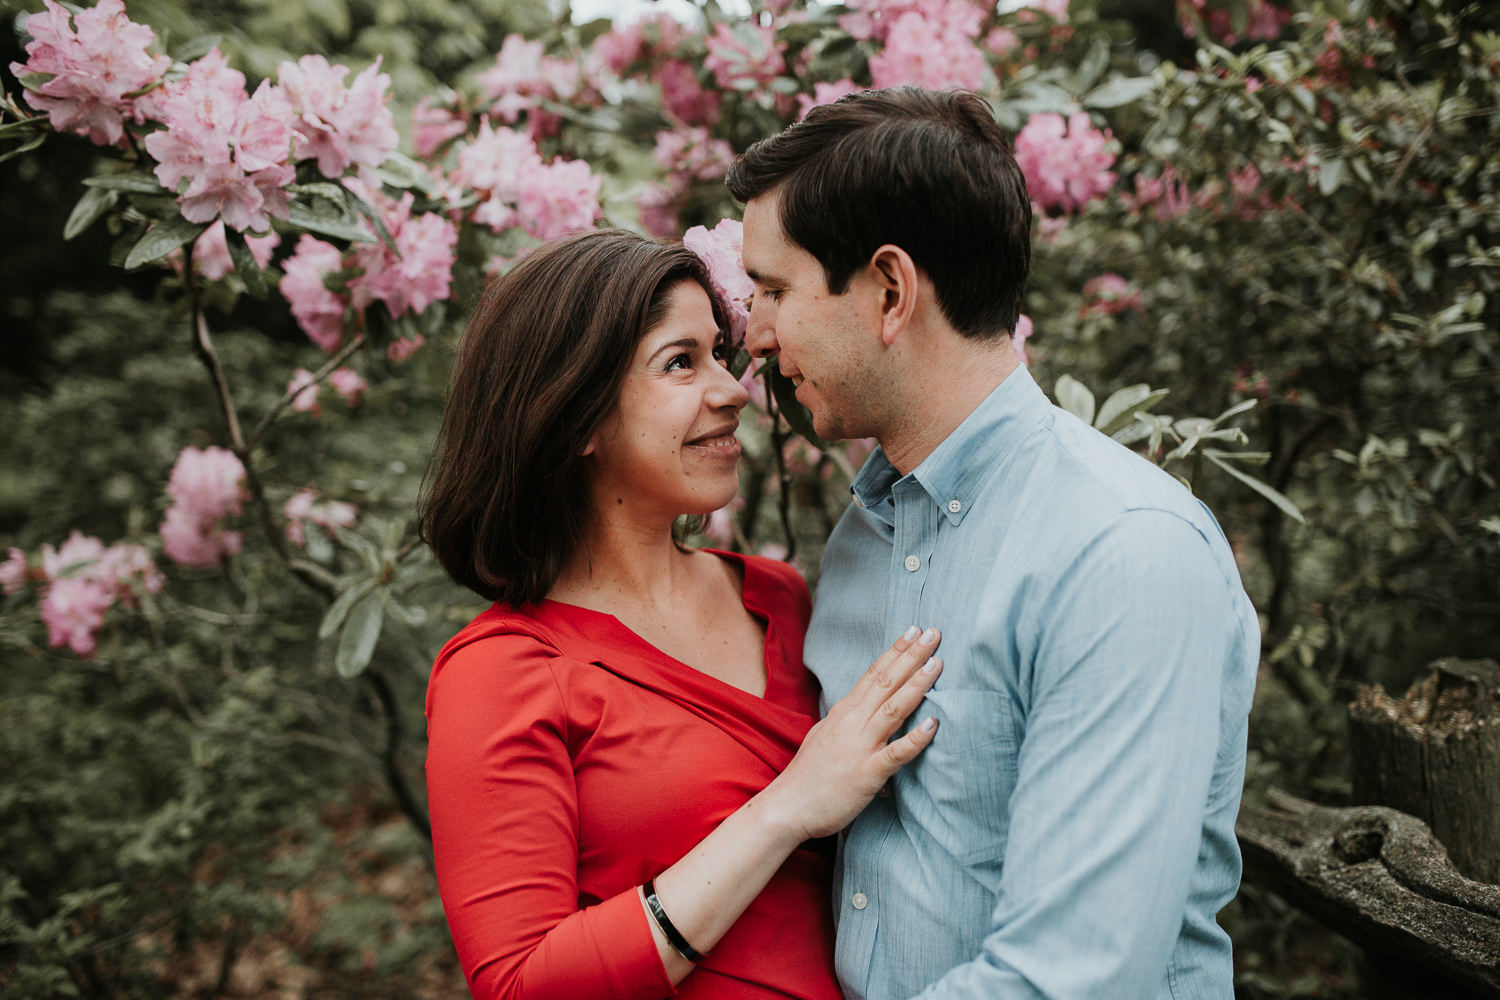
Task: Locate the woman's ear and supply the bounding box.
[870,244,919,347]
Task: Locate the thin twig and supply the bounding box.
[247,333,368,449]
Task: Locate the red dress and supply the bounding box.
[425,551,841,1000]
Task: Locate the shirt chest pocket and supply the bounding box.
[902,688,1019,865]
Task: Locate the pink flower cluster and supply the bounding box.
[703,23,787,97]
[412,95,468,159]
[659,60,722,126]
[1178,0,1288,45]
[159,446,248,569]
[10,0,169,146]
[592,14,687,76]
[869,8,988,91]
[839,0,986,43]
[683,218,754,345]
[449,121,603,241]
[277,55,399,179]
[478,34,589,138]
[141,48,295,233]
[654,127,735,185]
[1131,165,1197,221]
[1081,273,1145,316]
[283,488,358,548]
[286,366,367,414]
[279,186,459,353]
[8,532,165,656]
[1014,111,1118,214]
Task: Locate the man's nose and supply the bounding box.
[744,305,778,359]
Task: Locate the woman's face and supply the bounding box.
[585,281,749,520]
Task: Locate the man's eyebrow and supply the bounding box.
[744,267,778,285]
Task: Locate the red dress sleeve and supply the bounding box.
[425,632,675,1000]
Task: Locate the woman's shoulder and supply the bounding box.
[425,604,580,721]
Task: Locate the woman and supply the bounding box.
[420,230,942,1000]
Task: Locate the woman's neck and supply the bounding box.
[549,504,701,615]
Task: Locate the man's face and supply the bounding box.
[740,192,889,442]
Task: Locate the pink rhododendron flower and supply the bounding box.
[411,95,468,158]
[40,576,115,655]
[796,79,866,120]
[328,367,368,406]
[11,0,171,146]
[984,26,1022,57]
[387,335,425,362]
[477,34,582,124]
[280,235,347,352]
[840,0,985,43]
[659,59,721,126]
[515,158,603,241]
[683,218,753,345]
[637,182,680,238]
[1081,273,1144,316]
[160,504,243,569]
[1132,165,1194,221]
[0,548,28,595]
[346,189,460,317]
[185,219,280,281]
[1026,0,1069,21]
[283,488,359,547]
[653,127,735,184]
[41,531,106,579]
[167,446,248,522]
[703,23,786,95]
[454,120,543,224]
[142,49,295,232]
[1012,314,1033,366]
[288,368,321,414]
[869,11,987,91]
[276,55,398,178]
[1014,111,1117,214]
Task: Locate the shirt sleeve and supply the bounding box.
[916,509,1247,999]
[425,633,675,1000]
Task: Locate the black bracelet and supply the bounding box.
[643,877,707,963]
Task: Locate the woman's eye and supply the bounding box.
[664,353,691,372]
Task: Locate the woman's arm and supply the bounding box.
[642,625,942,984]
[426,626,942,999]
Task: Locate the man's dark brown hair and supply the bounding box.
[419,229,728,606]
[725,87,1032,340]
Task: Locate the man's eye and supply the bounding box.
[712,344,730,367]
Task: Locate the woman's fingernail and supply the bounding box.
[923,657,941,674]
[902,625,921,642]
[921,716,938,732]
[920,627,939,645]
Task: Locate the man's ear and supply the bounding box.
[870,245,919,347]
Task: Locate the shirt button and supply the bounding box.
[851,892,869,910]
[903,554,921,572]
[948,499,962,514]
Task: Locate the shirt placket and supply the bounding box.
[839,479,936,997]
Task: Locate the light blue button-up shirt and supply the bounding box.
[806,366,1259,999]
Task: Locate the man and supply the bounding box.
[726,87,1258,999]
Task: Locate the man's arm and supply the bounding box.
[917,508,1251,999]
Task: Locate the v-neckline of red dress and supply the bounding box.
[534,548,780,703]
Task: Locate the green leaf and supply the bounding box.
[1053,374,1096,426]
[83,171,164,194]
[124,216,206,270]
[286,183,377,243]
[767,363,828,448]
[319,579,375,640]
[225,230,268,298]
[1072,39,1111,94]
[1204,450,1305,523]
[1084,76,1156,110]
[1212,398,1258,426]
[174,34,222,64]
[334,525,383,573]
[346,188,399,254]
[1095,385,1168,436]
[373,151,436,194]
[1318,156,1345,196]
[64,187,118,241]
[335,591,384,678]
[0,130,46,165]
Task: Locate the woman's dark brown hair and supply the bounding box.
[419,229,728,606]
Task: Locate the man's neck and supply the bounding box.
[878,337,1021,476]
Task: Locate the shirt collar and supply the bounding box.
[849,365,1051,527]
